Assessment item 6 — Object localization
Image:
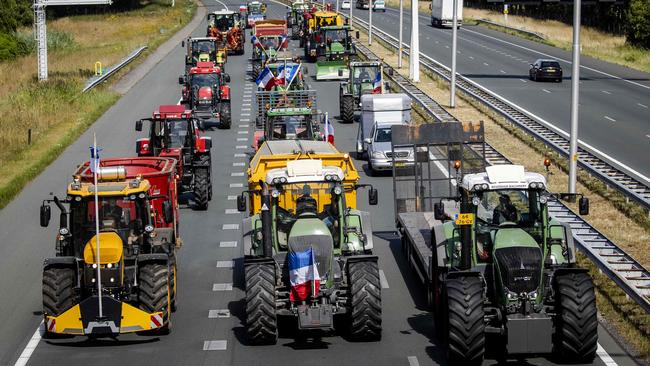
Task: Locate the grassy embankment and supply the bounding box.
[355,26,650,363]
[0,0,196,209]
[381,0,650,74]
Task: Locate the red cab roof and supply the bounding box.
[154,105,192,119]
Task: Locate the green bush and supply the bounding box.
[627,0,650,48]
[0,33,24,61]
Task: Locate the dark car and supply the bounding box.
[529,59,563,82]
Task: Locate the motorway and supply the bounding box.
[0,1,641,365]
[350,5,650,184]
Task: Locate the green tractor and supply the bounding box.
[339,61,388,123]
[391,123,598,365]
[303,25,358,80]
[237,141,381,344]
[286,0,308,40]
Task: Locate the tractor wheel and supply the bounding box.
[170,261,178,312]
[42,266,77,334]
[553,272,598,363]
[219,102,232,129]
[245,262,278,345]
[347,260,382,341]
[193,167,209,210]
[340,95,355,123]
[252,62,261,81]
[138,263,172,335]
[445,276,485,366]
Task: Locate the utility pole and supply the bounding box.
[568,0,581,194]
[408,0,419,82]
[398,0,403,68]
[449,0,458,107]
[34,0,112,81]
[348,0,352,28]
[368,0,373,45]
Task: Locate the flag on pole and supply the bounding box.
[372,71,382,94]
[89,144,102,173]
[251,35,263,49]
[255,66,277,90]
[288,247,321,301]
[324,112,334,144]
[91,134,104,318]
[276,34,289,51]
[277,64,300,86]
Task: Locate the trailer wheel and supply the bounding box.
[553,272,598,363]
[170,261,178,312]
[139,263,172,335]
[340,95,355,123]
[219,102,232,129]
[445,276,484,366]
[193,167,209,211]
[245,262,278,345]
[252,62,261,81]
[348,260,382,341]
[43,266,77,321]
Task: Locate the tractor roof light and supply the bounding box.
[543,157,551,167]
[453,160,462,170]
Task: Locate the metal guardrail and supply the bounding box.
[353,38,650,313]
[475,19,546,41]
[351,16,650,214]
[82,46,148,92]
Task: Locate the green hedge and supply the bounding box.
[627,0,650,49]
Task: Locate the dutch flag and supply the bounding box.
[288,247,321,301]
[256,66,277,90]
[372,71,382,94]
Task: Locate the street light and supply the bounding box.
[398,0,403,68]
[450,0,458,107]
[568,0,581,194]
[409,0,419,81]
[368,0,373,45]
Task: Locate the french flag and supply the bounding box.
[324,113,334,144]
[277,64,299,86]
[256,66,277,90]
[251,35,263,49]
[277,34,289,50]
[372,71,382,94]
[288,247,321,301]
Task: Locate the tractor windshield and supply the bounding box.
[353,66,379,83]
[249,3,263,13]
[267,114,315,140]
[192,41,216,61]
[152,119,191,149]
[259,36,280,49]
[273,182,342,216]
[70,196,149,256]
[191,73,219,88]
[214,14,235,31]
[324,29,348,43]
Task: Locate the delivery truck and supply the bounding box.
[430,0,463,28]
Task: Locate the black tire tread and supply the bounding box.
[194,167,209,210]
[245,262,278,345]
[139,263,171,334]
[348,260,382,341]
[445,276,485,366]
[220,102,232,129]
[42,267,77,317]
[341,95,355,123]
[554,272,598,363]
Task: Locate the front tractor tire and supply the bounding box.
[245,262,278,345]
[347,260,382,341]
[219,102,232,129]
[553,272,598,363]
[445,276,485,366]
[43,266,78,336]
[139,263,172,335]
[340,95,355,123]
[193,167,210,211]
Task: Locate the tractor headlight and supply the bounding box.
[92,263,98,269]
[107,263,113,269]
[144,225,154,233]
[506,290,517,301]
[333,186,343,195]
[539,195,548,204]
[471,196,481,206]
[527,290,538,300]
[271,189,280,198]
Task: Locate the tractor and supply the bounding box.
[236,140,381,343]
[39,157,180,337]
[251,20,288,79]
[391,122,598,365]
[207,10,245,55]
[339,61,388,123]
[286,0,309,40]
[243,0,267,29]
[135,105,213,210]
[182,37,227,74]
[179,61,232,130]
[310,25,358,80]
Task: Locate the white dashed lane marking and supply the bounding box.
[233,162,246,166]
[231,172,245,177]
[222,224,239,230]
[604,116,616,122]
[379,270,389,289]
[216,260,235,268]
[203,340,227,350]
[229,183,244,188]
[212,283,233,291]
[208,309,231,318]
[602,90,611,95]
[542,89,551,94]
[220,241,238,247]
[234,153,246,157]
[638,103,648,109]
[225,208,240,214]
[237,138,248,141]
[407,356,420,366]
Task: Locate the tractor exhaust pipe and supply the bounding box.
[260,183,273,257]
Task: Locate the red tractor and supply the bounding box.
[135,105,213,210]
[179,61,232,130]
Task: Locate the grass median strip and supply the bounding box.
[0,0,197,209]
[357,28,650,362]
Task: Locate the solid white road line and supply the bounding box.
[203,340,228,350]
[222,224,239,230]
[379,270,389,289]
[208,309,231,318]
[13,322,43,366]
[216,260,234,268]
[220,241,238,247]
[212,283,233,291]
[604,116,616,122]
[407,356,420,366]
[597,344,619,366]
[638,103,648,109]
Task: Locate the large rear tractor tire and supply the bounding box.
[553,272,598,363]
[445,276,485,366]
[219,102,232,129]
[347,260,382,341]
[340,95,355,123]
[252,62,261,81]
[193,167,209,211]
[245,262,278,345]
[139,263,172,335]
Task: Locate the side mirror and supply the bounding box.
[338,69,343,77]
[368,188,378,205]
[223,73,231,83]
[135,119,143,132]
[237,194,247,212]
[163,201,174,223]
[178,76,185,85]
[434,202,445,220]
[579,197,589,215]
[40,204,51,227]
[181,40,185,47]
[384,81,391,90]
[356,30,360,39]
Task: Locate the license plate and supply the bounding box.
[394,161,406,167]
[455,213,474,225]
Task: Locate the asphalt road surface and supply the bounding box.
[350,5,650,184]
[0,1,641,365]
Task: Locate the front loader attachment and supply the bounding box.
[44,296,165,336]
[316,60,348,80]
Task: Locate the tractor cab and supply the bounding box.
[183,37,226,73]
[208,11,237,33]
[244,1,267,28]
[179,62,232,127]
[339,61,387,122]
[287,0,309,39]
[207,10,245,55]
[253,107,323,150]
